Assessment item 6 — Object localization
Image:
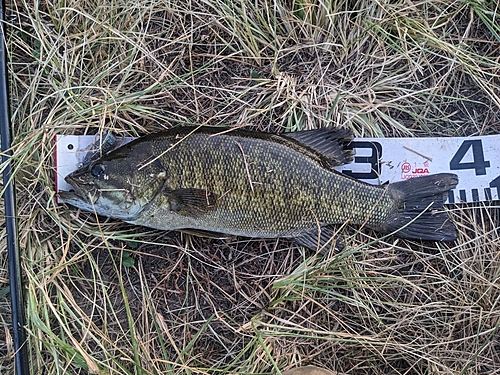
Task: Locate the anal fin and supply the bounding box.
[294,227,343,254]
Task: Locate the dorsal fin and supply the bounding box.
[283,127,354,166]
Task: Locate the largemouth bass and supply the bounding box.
[60,127,458,250]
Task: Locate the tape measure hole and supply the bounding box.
[67,144,74,150]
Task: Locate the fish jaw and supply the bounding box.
[60,173,145,221]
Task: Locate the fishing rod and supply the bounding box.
[0,0,29,374]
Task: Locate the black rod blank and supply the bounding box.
[0,1,29,374]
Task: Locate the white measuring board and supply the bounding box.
[55,133,500,204]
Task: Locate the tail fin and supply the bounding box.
[385,173,458,241]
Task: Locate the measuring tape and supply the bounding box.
[55,134,500,204]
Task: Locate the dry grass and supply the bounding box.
[1,0,500,374]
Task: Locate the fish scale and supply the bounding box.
[137,130,395,237]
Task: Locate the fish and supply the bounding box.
[59,126,459,251]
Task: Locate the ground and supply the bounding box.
[1,1,500,374]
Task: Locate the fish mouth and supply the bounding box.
[58,189,89,204]
[59,174,97,205]
[57,190,86,203]
[60,173,145,221]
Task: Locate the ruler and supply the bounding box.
[55,133,500,204]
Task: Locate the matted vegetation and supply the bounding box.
[1,0,500,374]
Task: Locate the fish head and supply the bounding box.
[60,150,167,220]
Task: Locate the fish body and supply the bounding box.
[60,127,458,249]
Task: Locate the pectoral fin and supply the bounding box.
[165,188,217,216]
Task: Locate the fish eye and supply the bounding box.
[90,163,106,178]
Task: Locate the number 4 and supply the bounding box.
[450,140,490,176]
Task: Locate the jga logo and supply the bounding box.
[401,161,430,179]
[401,162,411,173]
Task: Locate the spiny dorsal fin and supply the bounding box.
[284,127,354,166]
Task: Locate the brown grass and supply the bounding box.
[1,0,500,374]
